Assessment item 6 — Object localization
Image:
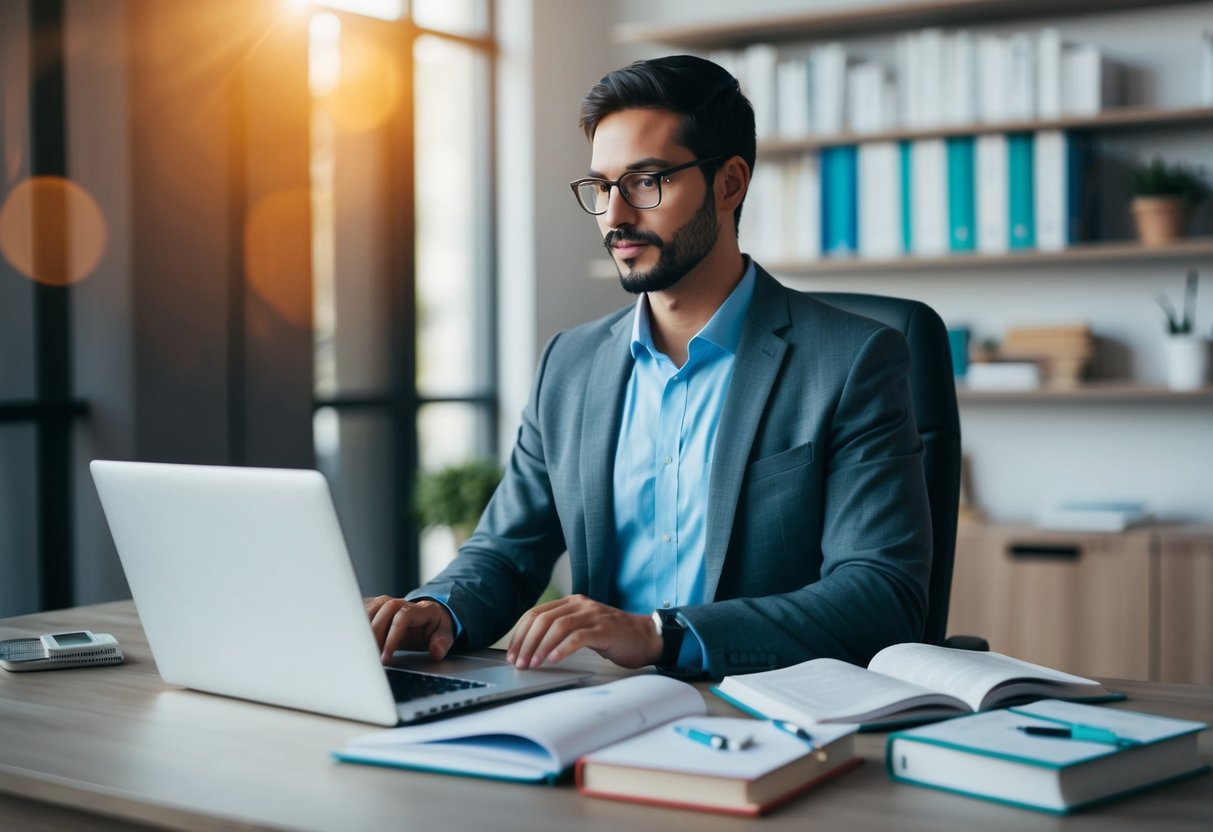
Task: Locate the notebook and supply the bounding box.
[89,460,591,725]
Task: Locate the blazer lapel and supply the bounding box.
[578,311,634,604]
[703,269,790,600]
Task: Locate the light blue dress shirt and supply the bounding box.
[423,260,757,671]
[612,259,757,669]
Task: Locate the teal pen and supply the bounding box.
[772,719,829,761]
[1017,724,1142,748]
[673,724,751,751]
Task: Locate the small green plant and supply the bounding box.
[1155,269,1199,335]
[413,459,503,535]
[1128,158,1209,204]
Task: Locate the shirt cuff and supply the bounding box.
[673,610,708,673]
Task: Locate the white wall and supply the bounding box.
[509,0,1213,524]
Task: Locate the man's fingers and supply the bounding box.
[506,595,574,664]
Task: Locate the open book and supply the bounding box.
[713,643,1122,730]
[334,675,705,783]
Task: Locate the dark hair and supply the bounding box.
[579,55,756,232]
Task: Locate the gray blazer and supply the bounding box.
[411,266,932,676]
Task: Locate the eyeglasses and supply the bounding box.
[569,155,727,215]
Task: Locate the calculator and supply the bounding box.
[0,630,124,671]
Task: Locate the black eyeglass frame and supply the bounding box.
[569,154,728,215]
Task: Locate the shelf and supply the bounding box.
[757,106,1213,154]
[614,0,1206,49]
[764,238,1213,275]
[957,382,1213,403]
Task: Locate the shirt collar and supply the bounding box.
[629,256,757,361]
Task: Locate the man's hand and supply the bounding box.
[505,594,662,669]
[365,596,455,664]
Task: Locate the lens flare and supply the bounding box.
[317,29,400,132]
[0,176,108,285]
[245,187,312,326]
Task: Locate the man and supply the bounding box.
[367,55,931,678]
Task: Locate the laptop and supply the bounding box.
[89,460,591,725]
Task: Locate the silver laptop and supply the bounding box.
[90,460,591,725]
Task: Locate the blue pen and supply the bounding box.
[772,719,829,761]
[674,724,751,751]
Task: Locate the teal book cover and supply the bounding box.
[899,140,913,254]
[946,136,976,252]
[1007,132,1035,249]
[886,699,1209,814]
[822,145,858,257]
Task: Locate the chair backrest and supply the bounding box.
[806,292,961,646]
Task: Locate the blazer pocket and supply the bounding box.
[746,441,814,484]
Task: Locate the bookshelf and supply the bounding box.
[759,105,1213,154]
[956,382,1213,403]
[613,0,1209,48]
[764,237,1213,275]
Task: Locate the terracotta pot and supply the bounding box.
[1132,196,1188,246]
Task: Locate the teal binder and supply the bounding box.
[1007,132,1035,250]
[822,145,858,257]
[899,140,913,254]
[946,137,976,252]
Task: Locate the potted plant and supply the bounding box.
[1156,269,1208,390]
[1128,158,1209,246]
[413,459,503,544]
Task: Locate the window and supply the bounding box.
[309,1,497,594]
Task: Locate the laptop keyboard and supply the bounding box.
[385,668,491,702]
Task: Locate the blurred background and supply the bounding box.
[2,0,1211,641]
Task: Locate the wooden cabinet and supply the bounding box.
[949,524,1152,679]
[1155,529,1213,685]
[949,523,1213,683]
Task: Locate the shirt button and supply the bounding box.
[661,600,671,609]
[663,455,673,466]
[662,534,671,543]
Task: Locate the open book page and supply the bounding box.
[867,643,1108,712]
[715,658,968,725]
[339,675,704,780]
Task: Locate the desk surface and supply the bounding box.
[1,601,1210,831]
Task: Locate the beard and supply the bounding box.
[604,188,719,295]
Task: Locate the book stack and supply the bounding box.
[1000,323,1094,388]
[336,675,862,815]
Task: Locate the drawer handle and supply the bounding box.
[1008,544,1081,562]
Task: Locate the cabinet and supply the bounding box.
[949,523,1213,683]
[1156,528,1213,685]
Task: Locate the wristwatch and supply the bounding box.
[651,608,685,667]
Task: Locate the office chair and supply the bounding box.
[806,292,983,649]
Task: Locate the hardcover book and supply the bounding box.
[886,699,1209,813]
[713,643,1119,731]
[577,717,860,816]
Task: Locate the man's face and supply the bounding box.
[587,108,720,294]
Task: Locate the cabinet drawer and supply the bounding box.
[948,525,1151,680]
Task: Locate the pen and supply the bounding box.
[772,720,828,762]
[674,724,752,751]
[1017,724,1141,748]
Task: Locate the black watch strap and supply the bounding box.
[653,608,685,667]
